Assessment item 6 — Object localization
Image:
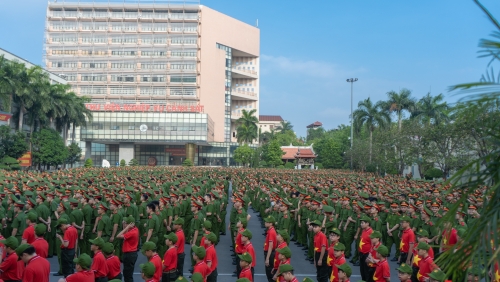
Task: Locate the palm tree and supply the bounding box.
[0,55,17,112]
[259,128,276,145]
[411,93,450,125]
[69,95,92,143]
[382,88,416,131]
[236,109,258,144]
[276,120,293,133]
[353,97,390,162]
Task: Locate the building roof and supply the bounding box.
[259,115,283,122]
[306,121,323,128]
[281,145,317,160]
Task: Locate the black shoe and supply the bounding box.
[232,274,237,277]
[353,262,360,266]
[47,255,54,258]
[391,257,398,261]
[220,233,226,235]
[290,239,296,242]
[53,273,63,276]
[305,257,310,261]
[232,261,237,265]
[189,268,193,272]
[302,247,308,250]
[189,275,192,278]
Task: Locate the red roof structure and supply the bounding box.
[306,121,323,128]
[281,145,317,160]
[259,115,284,122]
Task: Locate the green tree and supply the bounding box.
[353,97,390,162]
[313,138,343,169]
[66,142,82,168]
[233,144,254,167]
[264,140,284,167]
[182,159,194,167]
[0,156,21,171]
[411,93,450,125]
[120,159,126,167]
[381,88,416,131]
[236,109,258,144]
[31,128,68,169]
[84,158,93,168]
[276,120,293,133]
[0,125,28,159]
[128,158,139,166]
[0,55,18,111]
[306,126,325,142]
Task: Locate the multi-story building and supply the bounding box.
[44,0,259,166]
[259,115,283,133]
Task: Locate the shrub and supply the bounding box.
[84,158,93,168]
[315,162,324,169]
[284,162,295,169]
[182,159,194,167]
[128,158,139,166]
[366,163,377,173]
[277,165,285,169]
[120,159,126,167]
[424,168,443,180]
[0,156,21,171]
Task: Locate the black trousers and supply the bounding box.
[122,251,138,282]
[366,267,376,282]
[162,271,179,282]
[411,266,419,282]
[95,277,108,282]
[177,253,185,276]
[400,252,408,264]
[61,248,75,278]
[110,273,122,280]
[314,252,329,282]
[251,267,255,282]
[264,250,275,282]
[4,280,21,282]
[207,268,218,282]
[236,253,242,277]
[359,252,369,281]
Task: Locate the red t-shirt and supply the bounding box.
[235,228,245,254]
[66,270,95,282]
[441,229,458,251]
[0,235,5,260]
[359,227,373,253]
[32,238,49,258]
[368,242,381,268]
[122,226,139,252]
[204,245,218,272]
[23,255,50,282]
[327,241,339,267]
[273,242,287,269]
[175,229,185,254]
[91,251,108,278]
[63,226,78,249]
[150,254,162,282]
[199,231,210,249]
[417,255,435,282]
[330,256,346,282]
[400,228,415,253]
[22,224,36,244]
[106,255,122,279]
[193,261,210,282]
[163,247,178,271]
[264,227,277,251]
[314,231,327,253]
[373,259,390,281]
[242,242,256,268]
[412,246,434,267]
[239,267,253,281]
[0,252,20,281]
[277,258,291,282]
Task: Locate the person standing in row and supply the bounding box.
[358,215,373,281]
[32,224,49,258]
[90,237,109,282]
[116,216,139,282]
[173,218,185,276]
[311,220,328,282]
[204,232,218,282]
[59,254,95,282]
[16,244,50,282]
[56,218,77,278]
[162,233,178,282]
[263,216,277,282]
[0,236,21,282]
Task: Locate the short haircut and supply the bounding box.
[147,203,156,212]
[20,246,36,256]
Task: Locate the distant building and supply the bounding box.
[281,144,316,167]
[307,121,323,129]
[259,115,283,133]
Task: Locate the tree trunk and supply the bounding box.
[369,129,373,163]
[18,106,24,131]
[398,112,402,132]
[72,123,76,143]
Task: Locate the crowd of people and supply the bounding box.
[0,167,496,282]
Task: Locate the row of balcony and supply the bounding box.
[49,11,199,21]
[48,49,199,58]
[47,26,198,33]
[47,39,199,46]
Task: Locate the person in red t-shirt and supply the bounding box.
[192,246,210,281]
[358,215,373,281]
[399,216,415,265]
[330,242,347,282]
[396,263,413,282]
[204,233,218,282]
[264,215,277,282]
[365,231,383,280]
[90,237,109,282]
[240,229,256,281]
[140,262,158,282]
[273,247,291,282]
[337,263,353,282]
[57,218,78,278]
[440,222,458,252]
[234,217,247,277]
[117,216,139,282]
[327,227,341,272]
[272,230,289,277]
[311,219,328,282]
[142,241,162,282]
[22,212,38,244]
[103,242,122,281]
[173,218,185,276]
[278,264,298,282]
[0,236,21,282]
[372,245,391,282]
[162,233,178,282]
[61,253,95,282]
[238,252,254,282]
[416,242,435,282]
[412,229,434,281]
[17,244,50,282]
[32,224,49,258]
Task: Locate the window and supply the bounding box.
[171,37,197,45]
[128,125,135,130]
[153,126,161,131]
[111,36,137,44]
[171,126,177,131]
[93,124,104,130]
[170,64,195,70]
[171,51,196,57]
[153,24,168,31]
[170,87,196,96]
[81,36,107,44]
[111,63,136,69]
[51,36,77,43]
[170,76,196,83]
[141,75,165,82]
[81,50,108,56]
[81,62,108,69]
[110,87,136,95]
[140,87,166,95]
[111,75,135,82]
[52,61,77,68]
[52,49,78,55]
[111,126,120,130]
[60,74,77,81]
[141,50,166,57]
[81,86,107,94]
[111,50,136,56]
[81,75,107,81]
[141,63,166,69]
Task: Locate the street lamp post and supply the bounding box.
[346,78,358,170]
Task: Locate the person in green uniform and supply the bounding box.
[54,202,71,276]
[297,199,309,248]
[386,202,401,261]
[46,192,59,257]
[109,199,123,258]
[11,201,26,245]
[143,202,159,245]
[278,200,291,234]
[80,194,94,255]
[323,205,337,234]
[69,198,84,255]
[138,193,149,244]
[96,203,112,242]
[339,198,355,259]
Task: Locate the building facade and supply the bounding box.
[259,115,283,133]
[43,0,260,166]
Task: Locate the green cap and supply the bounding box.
[310,220,322,226]
[417,242,430,251]
[359,215,371,223]
[0,236,19,249]
[125,215,135,224]
[264,215,276,223]
[238,217,248,227]
[74,253,92,269]
[191,273,203,282]
[241,229,252,240]
[141,241,156,252]
[277,246,292,258]
[56,218,68,227]
[334,242,346,251]
[203,221,212,230]
[370,231,382,239]
[400,215,411,222]
[376,245,389,257]
[329,227,341,236]
[277,229,290,242]
[164,232,178,243]
[236,279,251,282]
[192,245,206,259]
[89,237,105,248]
[323,205,334,213]
[206,232,217,243]
[302,278,315,282]
[397,263,413,274]
[173,218,184,225]
[35,223,47,236]
[416,229,429,237]
[109,280,122,282]
[238,252,253,263]
[15,243,33,256]
[176,276,189,282]
[27,212,37,222]
[428,269,447,281]
[337,263,352,277]
[140,262,156,277]
[278,264,294,274]
[102,242,114,254]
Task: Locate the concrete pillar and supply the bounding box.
[85,141,92,159]
[119,143,135,164]
[185,143,196,165]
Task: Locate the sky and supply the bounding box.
[1,0,499,137]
